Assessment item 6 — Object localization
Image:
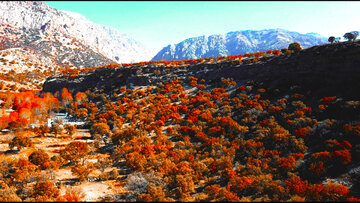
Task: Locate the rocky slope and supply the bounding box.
[152,29,327,61]
[0,1,152,65]
[43,40,360,103]
[0,22,114,69]
[42,40,360,125]
[42,40,360,197]
[0,46,60,90]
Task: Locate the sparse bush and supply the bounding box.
[60,141,88,164]
[64,124,76,137]
[343,31,358,41]
[35,124,50,137]
[50,122,63,138]
[125,172,149,196]
[9,135,33,150]
[28,149,50,170]
[28,181,60,201]
[138,184,170,202]
[90,122,111,139]
[0,181,21,202]
[50,155,66,169]
[288,42,302,53]
[99,169,118,181]
[56,188,84,202]
[328,36,335,44]
[71,164,93,182]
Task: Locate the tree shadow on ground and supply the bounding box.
[1,149,20,155]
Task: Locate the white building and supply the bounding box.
[47,112,85,127]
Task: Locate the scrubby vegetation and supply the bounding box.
[0,43,359,202]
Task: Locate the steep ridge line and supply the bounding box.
[43,40,360,104]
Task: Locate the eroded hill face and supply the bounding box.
[43,40,360,104]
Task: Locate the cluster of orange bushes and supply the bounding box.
[60,63,121,78]
[34,75,356,201]
[0,90,59,130]
[122,49,286,67]
[59,49,287,78]
[1,63,359,201]
[0,68,56,90]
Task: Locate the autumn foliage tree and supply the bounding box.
[71,164,93,182]
[9,134,33,150]
[61,88,73,107]
[64,124,76,138]
[28,181,60,201]
[90,122,111,146]
[60,141,88,164]
[28,149,50,170]
[56,188,84,202]
[50,122,63,138]
[288,42,302,53]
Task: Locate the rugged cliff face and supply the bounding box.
[0,1,152,65]
[43,40,360,105]
[152,29,327,61]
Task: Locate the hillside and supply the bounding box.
[0,1,155,90]
[40,40,360,201]
[0,47,59,91]
[0,40,359,202]
[1,1,360,202]
[152,29,327,61]
[0,1,152,64]
[44,40,360,103]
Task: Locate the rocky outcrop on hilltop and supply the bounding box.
[0,1,152,65]
[152,29,327,61]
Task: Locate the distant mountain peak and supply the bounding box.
[152,29,327,61]
[0,1,152,64]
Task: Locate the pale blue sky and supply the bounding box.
[44,1,360,53]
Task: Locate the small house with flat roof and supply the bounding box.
[47,112,85,127]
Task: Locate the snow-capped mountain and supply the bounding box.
[152,29,328,61]
[0,1,152,65]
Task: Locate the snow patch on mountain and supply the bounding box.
[152,29,328,61]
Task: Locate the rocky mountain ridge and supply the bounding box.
[0,1,152,65]
[152,29,328,61]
